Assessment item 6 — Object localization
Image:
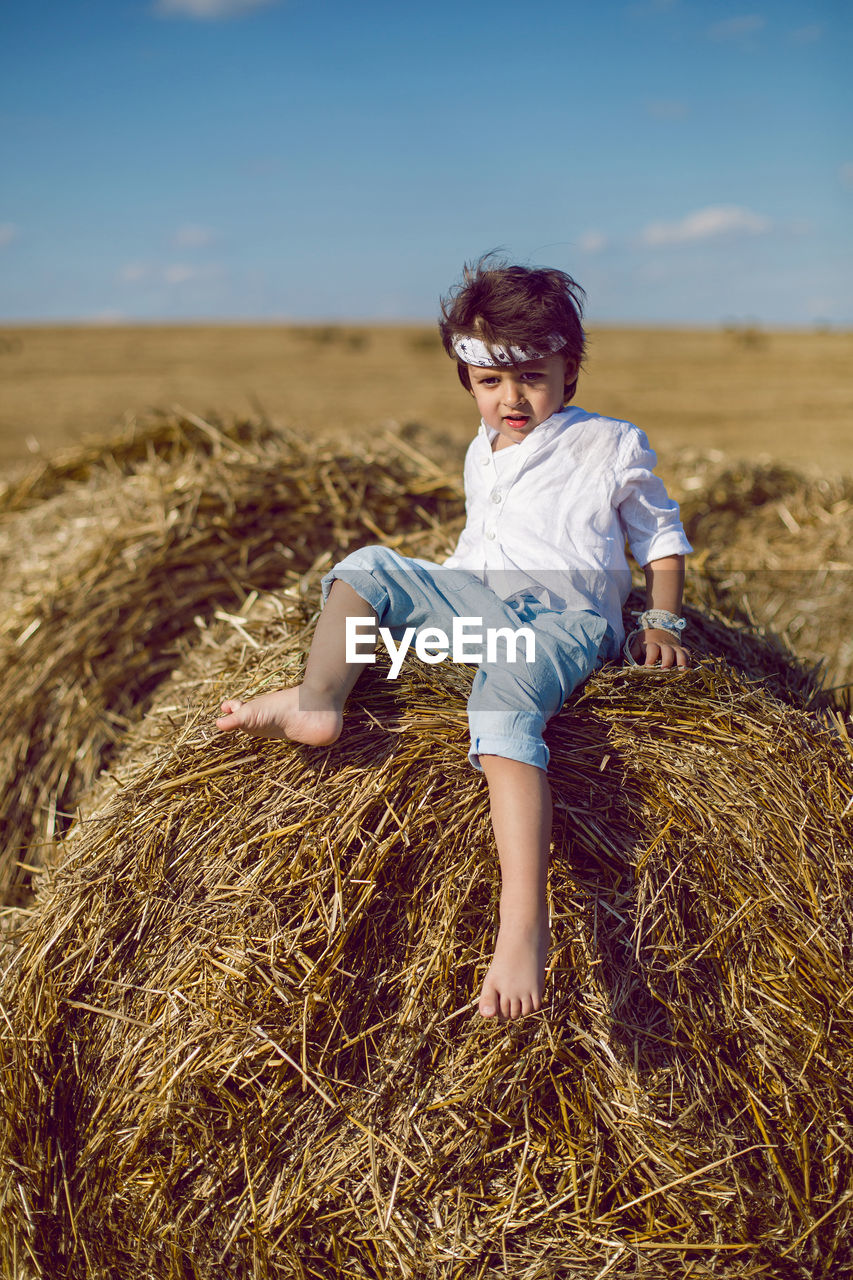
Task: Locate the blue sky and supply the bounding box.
[1,0,850,324]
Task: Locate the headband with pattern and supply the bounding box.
[451,332,565,367]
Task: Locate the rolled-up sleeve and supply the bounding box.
[611,429,692,567]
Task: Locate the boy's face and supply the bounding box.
[466,354,571,447]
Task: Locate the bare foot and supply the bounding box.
[478,907,550,1020]
[215,686,342,745]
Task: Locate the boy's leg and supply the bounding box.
[468,607,609,1020]
[216,580,376,743]
[477,756,552,1020]
[216,547,476,742]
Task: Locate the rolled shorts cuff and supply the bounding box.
[320,565,389,618]
[468,711,550,773]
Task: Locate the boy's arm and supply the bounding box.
[629,554,690,668]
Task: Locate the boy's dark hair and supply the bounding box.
[438,253,587,403]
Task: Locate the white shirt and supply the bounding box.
[442,405,692,647]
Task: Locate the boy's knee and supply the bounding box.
[334,543,396,573]
[322,544,423,621]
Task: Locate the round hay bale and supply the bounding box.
[0,414,462,900]
[1,598,851,1279]
[668,453,853,699]
[3,415,843,909]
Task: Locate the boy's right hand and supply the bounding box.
[628,627,690,668]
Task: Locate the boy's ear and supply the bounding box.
[562,356,579,395]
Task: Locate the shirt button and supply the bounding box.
[491,491,502,503]
[481,455,490,466]
[485,529,496,540]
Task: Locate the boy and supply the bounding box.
[216,256,691,1022]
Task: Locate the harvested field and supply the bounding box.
[2,324,852,476]
[1,415,852,1278]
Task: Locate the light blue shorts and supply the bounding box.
[321,546,610,773]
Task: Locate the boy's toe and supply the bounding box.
[479,991,496,1018]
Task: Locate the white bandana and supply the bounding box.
[451,332,565,367]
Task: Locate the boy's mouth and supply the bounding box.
[504,415,530,429]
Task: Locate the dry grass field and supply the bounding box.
[1,323,852,480]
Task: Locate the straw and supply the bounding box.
[1,591,851,1278]
[0,412,462,900]
[1,415,851,1276]
[668,452,853,701]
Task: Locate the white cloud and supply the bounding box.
[154,0,279,17]
[171,223,216,248]
[163,263,199,284]
[0,223,19,248]
[789,24,822,44]
[163,263,223,285]
[117,261,221,286]
[706,14,766,42]
[641,205,772,246]
[118,262,150,283]
[578,230,608,254]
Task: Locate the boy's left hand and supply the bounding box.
[629,627,691,668]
